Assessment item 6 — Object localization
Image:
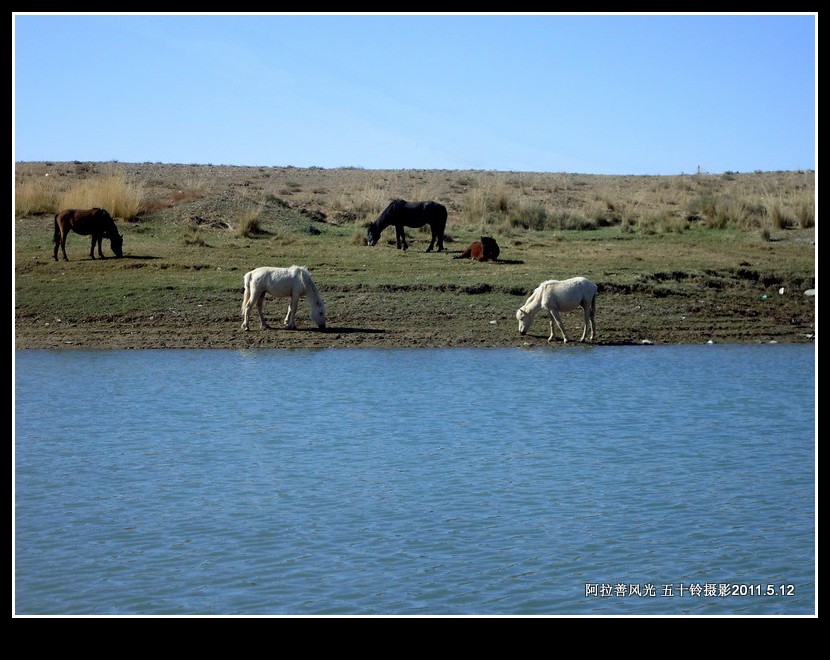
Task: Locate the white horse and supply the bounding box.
[241,265,327,331]
[516,277,597,343]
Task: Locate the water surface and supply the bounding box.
[14,345,815,615]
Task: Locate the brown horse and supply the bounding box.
[53,208,124,261]
[454,236,500,262]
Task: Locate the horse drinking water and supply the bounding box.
[241,265,327,331]
[366,199,447,252]
[53,208,124,261]
[516,277,597,343]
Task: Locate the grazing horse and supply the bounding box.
[516,277,597,343]
[366,199,447,252]
[53,208,124,261]
[241,265,327,331]
[454,236,500,262]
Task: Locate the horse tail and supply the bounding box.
[53,213,60,245]
[436,202,448,228]
[241,270,253,314]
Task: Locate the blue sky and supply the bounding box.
[13,13,816,174]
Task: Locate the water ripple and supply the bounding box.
[15,346,815,615]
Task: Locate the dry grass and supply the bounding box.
[59,169,143,220]
[15,163,144,220]
[14,177,62,216]
[234,204,265,237]
[15,161,815,239]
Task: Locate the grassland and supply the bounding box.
[14,161,815,349]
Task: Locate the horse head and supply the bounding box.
[516,307,533,335]
[311,299,327,329]
[109,231,124,258]
[366,224,381,246]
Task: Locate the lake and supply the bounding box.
[14,345,816,616]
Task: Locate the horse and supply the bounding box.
[516,277,597,343]
[454,236,500,262]
[241,265,327,331]
[53,207,124,261]
[366,199,447,252]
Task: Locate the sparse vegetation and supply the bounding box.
[14,161,815,349]
[235,204,265,237]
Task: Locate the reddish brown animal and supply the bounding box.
[454,236,500,262]
[53,208,124,261]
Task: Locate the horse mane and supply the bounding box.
[520,281,553,317]
[372,199,406,229]
[298,266,326,313]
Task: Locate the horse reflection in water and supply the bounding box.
[241,265,327,331]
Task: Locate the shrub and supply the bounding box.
[687,194,718,224]
[235,206,264,237]
[59,170,143,220]
[508,202,548,230]
[795,201,815,228]
[768,203,792,230]
[183,230,208,247]
[462,188,488,228]
[15,178,61,216]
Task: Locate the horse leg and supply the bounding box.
[589,294,596,341]
[97,235,105,259]
[548,309,570,343]
[580,303,596,342]
[398,225,410,250]
[284,294,299,329]
[256,292,271,329]
[54,231,66,261]
[89,236,96,259]
[426,224,443,252]
[580,303,591,342]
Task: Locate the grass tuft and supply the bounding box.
[57,168,143,220]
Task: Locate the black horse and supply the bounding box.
[366,199,447,252]
[53,207,124,261]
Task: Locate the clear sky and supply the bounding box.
[13,12,816,175]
